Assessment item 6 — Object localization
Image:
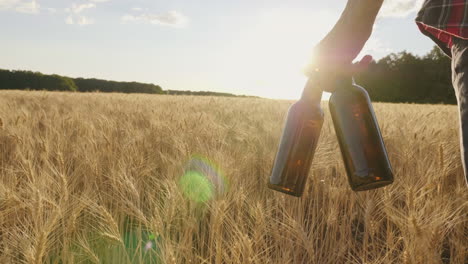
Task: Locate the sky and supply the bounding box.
[0,0,434,99]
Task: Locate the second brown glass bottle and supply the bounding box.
[329,78,394,191]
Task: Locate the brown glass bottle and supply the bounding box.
[268,79,324,197]
[329,79,394,191]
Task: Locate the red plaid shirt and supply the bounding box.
[416,0,468,56]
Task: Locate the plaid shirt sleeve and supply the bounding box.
[416,0,468,56]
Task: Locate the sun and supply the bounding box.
[214,8,339,99]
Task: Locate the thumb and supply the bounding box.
[352,55,373,74]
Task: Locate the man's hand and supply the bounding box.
[306,55,373,92]
[305,0,384,92]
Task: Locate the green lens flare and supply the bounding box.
[179,170,215,203]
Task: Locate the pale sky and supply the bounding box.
[0,0,434,99]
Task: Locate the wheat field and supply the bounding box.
[0,90,466,264]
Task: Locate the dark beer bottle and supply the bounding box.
[268,78,324,197]
[329,78,394,191]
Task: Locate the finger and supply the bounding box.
[352,55,373,74]
[358,55,373,67]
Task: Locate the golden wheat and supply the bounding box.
[0,90,466,264]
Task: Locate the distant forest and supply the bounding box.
[0,70,250,98]
[0,46,454,103]
[355,45,454,104]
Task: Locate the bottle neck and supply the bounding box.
[339,76,355,89]
[334,77,364,96]
[300,78,322,104]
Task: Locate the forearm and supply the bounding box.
[317,0,384,61]
[340,0,384,37]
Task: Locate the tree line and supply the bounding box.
[166,90,255,97]
[0,69,257,98]
[0,46,455,103]
[0,69,163,94]
[355,46,454,104]
[0,69,78,92]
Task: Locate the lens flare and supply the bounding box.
[179,155,227,203]
[143,233,160,252]
[145,241,154,251]
[179,170,214,203]
[123,226,161,263]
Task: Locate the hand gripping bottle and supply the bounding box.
[329,78,394,191]
[268,78,324,197]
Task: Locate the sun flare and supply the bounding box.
[213,8,339,99]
